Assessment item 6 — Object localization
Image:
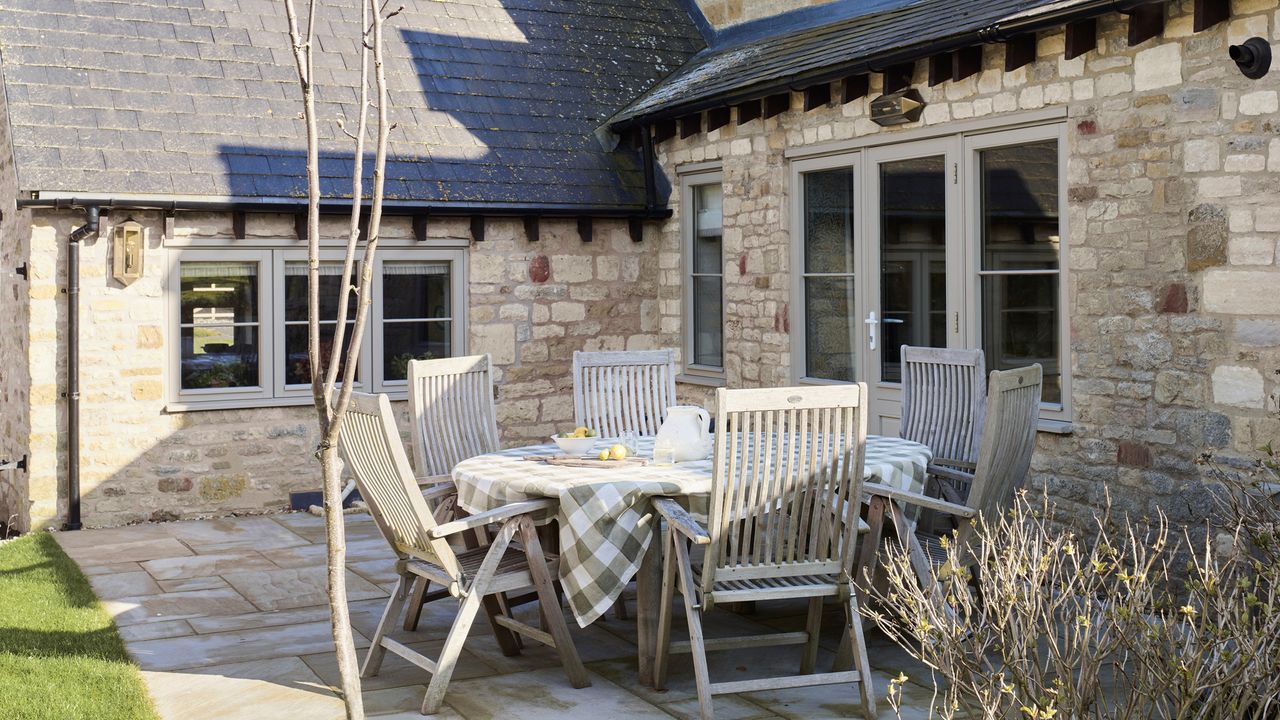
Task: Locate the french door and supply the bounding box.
[793,125,1067,435]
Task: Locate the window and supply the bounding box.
[168,247,466,409]
[683,173,724,376]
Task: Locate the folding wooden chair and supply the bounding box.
[572,349,678,438]
[337,392,589,715]
[652,384,877,720]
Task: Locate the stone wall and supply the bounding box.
[655,0,1280,525]
[22,212,656,529]
[693,0,836,28]
[0,63,29,534]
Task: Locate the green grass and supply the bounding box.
[0,533,158,720]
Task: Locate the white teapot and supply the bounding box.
[654,405,712,462]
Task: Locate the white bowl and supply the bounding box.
[551,435,597,457]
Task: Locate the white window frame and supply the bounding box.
[680,169,726,384]
[787,120,1072,428]
[166,243,468,411]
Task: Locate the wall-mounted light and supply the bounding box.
[1230,37,1271,79]
[112,219,144,286]
[870,88,925,126]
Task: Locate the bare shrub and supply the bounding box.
[866,458,1280,720]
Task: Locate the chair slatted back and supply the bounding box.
[899,346,987,465]
[408,355,499,478]
[338,392,461,579]
[968,365,1043,519]
[572,349,678,438]
[704,384,868,595]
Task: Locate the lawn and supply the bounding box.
[0,533,158,720]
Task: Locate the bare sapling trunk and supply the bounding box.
[283,1,398,717]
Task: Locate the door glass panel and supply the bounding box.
[802,168,857,381]
[880,156,946,382]
[979,140,1061,403]
[805,276,857,382]
[690,183,723,368]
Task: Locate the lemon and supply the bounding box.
[573,426,589,438]
[597,449,610,461]
[609,444,628,461]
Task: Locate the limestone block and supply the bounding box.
[1134,43,1182,90]
[1183,139,1220,172]
[1227,14,1269,46]
[550,255,593,283]
[1197,176,1242,198]
[471,323,516,365]
[1228,236,1276,265]
[550,301,585,322]
[1203,270,1280,314]
[1212,365,1264,408]
[1234,319,1280,346]
[1239,90,1279,115]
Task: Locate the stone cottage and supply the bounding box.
[0,0,1277,532]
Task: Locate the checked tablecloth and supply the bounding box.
[452,434,931,627]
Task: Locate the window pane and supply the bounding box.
[981,141,1059,271]
[180,262,257,324]
[982,274,1061,403]
[692,184,722,274]
[804,168,855,274]
[880,156,946,382]
[691,276,722,367]
[180,325,259,390]
[804,276,857,382]
[383,321,451,382]
[284,262,355,322]
[383,262,451,320]
[284,322,358,386]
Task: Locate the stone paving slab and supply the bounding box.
[55,512,935,719]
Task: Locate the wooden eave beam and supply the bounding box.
[1194,0,1229,32]
[1125,3,1164,46]
[952,45,983,82]
[802,82,831,111]
[928,53,952,86]
[294,212,307,241]
[737,98,762,125]
[232,210,246,239]
[628,216,643,243]
[577,216,593,243]
[882,61,915,93]
[842,74,869,103]
[523,215,539,242]
[763,92,791,119]
[1004,33,1037,71]
[679,113,702,139]
[706,106,730,131]
[653,119,677,143]
[470,215,485,243]
[413,214,429,242]
[1064,18,1097,60]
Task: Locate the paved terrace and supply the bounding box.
[55,513,935,720]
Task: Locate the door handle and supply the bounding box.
[864,311,878,351]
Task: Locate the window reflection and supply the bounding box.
[179,262,259,390]
[803,168,856,381]
[690,183,723,368]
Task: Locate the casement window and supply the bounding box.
[791,119,1070,430]
[682,171,725,380]
[168,246,466,409]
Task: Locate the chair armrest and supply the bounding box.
[926,463,976,485]
[929,458,976,471]
[417,473,453,487]
[428,498,556,539]
[420,482,456,504]
[653,498,710,545]
[863,482,976,519]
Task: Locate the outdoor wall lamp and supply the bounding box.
[1229,37,1271,79]
[112,218,144,285]
[870,88,925,126]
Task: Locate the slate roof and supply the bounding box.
[612,0,1093,125]
[0,0,705,209]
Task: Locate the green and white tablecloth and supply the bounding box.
[452,434,932,627]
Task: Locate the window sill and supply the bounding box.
[1036,418,1073,435]
[166,391,408,413]
[676,373,726,388]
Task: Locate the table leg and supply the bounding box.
[635,520,662,687]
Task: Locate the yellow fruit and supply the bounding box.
[597,449,610,461]
[609,444,628,461]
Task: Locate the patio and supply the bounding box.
[55,512,936,720]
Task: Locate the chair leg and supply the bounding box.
[421,590,484,715]
[402,576,430,631]
[519,518,590,689]
[845,593,877,720]
[362,573,412,678]
[613,594,629,621]
[482,594,524,657]
[672,536,713,720]
[801,596,822,675]
[653,527,676,690]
